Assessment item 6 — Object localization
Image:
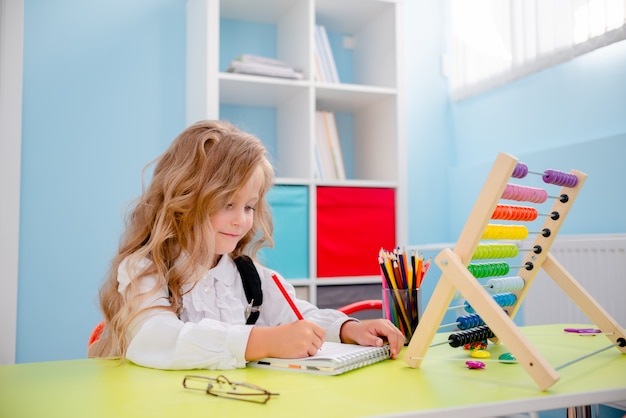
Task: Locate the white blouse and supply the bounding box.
[118,255,352,370]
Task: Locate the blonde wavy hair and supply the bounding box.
[89,120,274,358]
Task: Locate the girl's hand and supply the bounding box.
[339,319,405,358]
[245,320,326,360]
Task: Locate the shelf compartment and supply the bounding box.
[315,0,398,88]
[219,79,312,179]
[316,186,396,277]
[316,93,397,182]
[260,185,310,279]
[219,75,309,107]
[219,0,311,80]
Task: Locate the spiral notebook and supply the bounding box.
[247,342,391,375]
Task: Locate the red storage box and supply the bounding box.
[316,187,396,277]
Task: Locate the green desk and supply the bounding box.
[1,324,625,418]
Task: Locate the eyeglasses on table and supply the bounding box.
[182,374,279,404]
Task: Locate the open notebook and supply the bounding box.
[247,342,391,375]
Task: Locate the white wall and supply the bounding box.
[0,0,23,365]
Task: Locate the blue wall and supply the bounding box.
[404,1,454,245]
[17,0,626,363]
[404,0,626,245]
[446,40,626,241]
[18,0,185,362]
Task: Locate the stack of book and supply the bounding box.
[314,25,339,83]
[226,54,303,80]
[315,110,345,180]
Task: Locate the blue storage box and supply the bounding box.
[259,185,309,279]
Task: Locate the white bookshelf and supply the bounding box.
[186,0,406,305]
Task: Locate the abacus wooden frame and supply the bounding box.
[403,152,626,391]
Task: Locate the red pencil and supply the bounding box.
[271,274,304,320]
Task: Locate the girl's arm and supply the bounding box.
[244,320,326,360]
[120,258,252,370]
[125,311,253,370]
[258,268,404,358]
[257,268,351,341]
[339,318,405,359]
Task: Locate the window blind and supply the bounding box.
[447,0,626,101]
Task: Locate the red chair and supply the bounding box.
[338,299,382,315]
[88,321,105,347]
[89,300,383,347]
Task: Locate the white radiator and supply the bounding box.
[521,234,626,327]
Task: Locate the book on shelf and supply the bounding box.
[315,110,346,180]
[313,132,324,180]
[325,111,346,180]
[247,342,391,375]
[314,25,339,83]
[226,54,303,80]
[313,49,326,83]
[315,111,336,179]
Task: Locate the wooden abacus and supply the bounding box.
[403,152,626,391]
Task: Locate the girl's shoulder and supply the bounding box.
[117,255,154,293]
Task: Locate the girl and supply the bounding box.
[88,120,404,370]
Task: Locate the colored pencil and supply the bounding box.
[271,274,303,320]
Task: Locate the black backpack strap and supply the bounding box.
[233,255,263,325]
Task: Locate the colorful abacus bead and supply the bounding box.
[448,326,495,348]
[472,244,519,260]
[499,353,517,363]
[467,262,510,278]
[501,184,548,203]
[543,169,578,187]
[456,313,485,330]
[511,162,528,179]
[482,224,529,240]
[470,350,491,359]
[463,340,488,351]
[485,276,525,293]
[464,292,517,313]
[492,204,538,221]
[466,360,486,369]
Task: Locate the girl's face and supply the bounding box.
[210,167,263,256]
